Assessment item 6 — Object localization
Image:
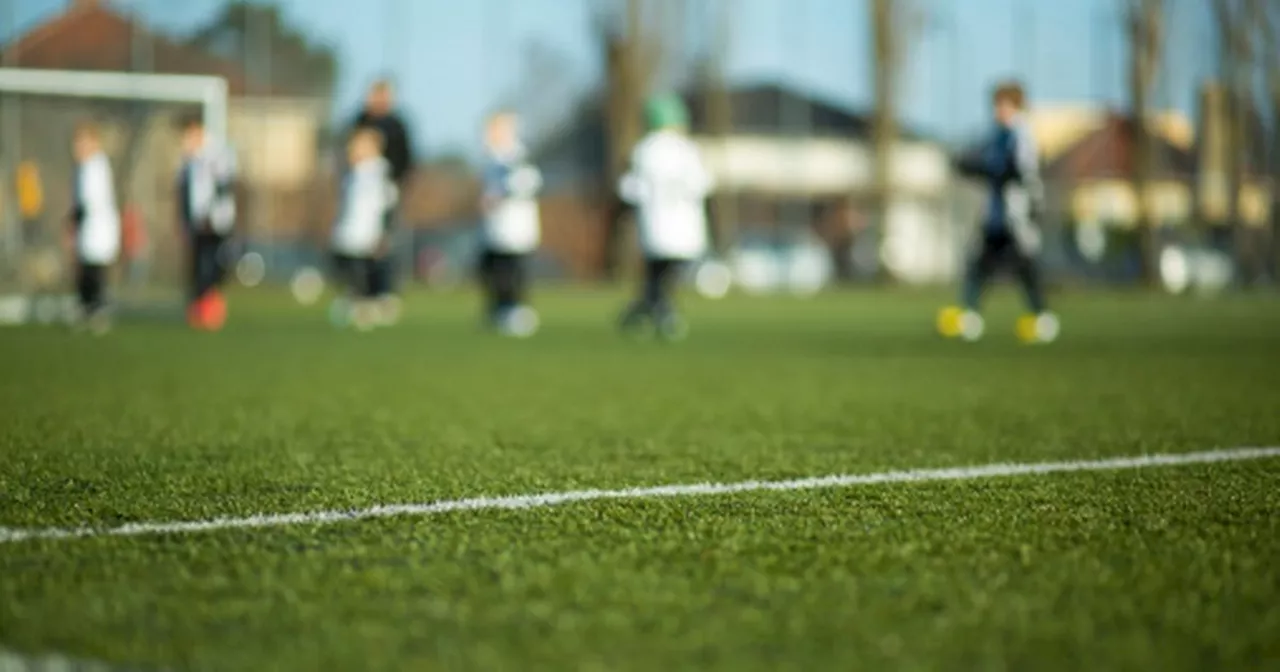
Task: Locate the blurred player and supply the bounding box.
[330,127,399,331]
[939,80,1059,344]
[478,110,543,337]
[618,93,713,341]
[67,121,119,335]
[177,114,237,331]
[350,79,414,324]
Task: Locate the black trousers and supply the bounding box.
[331,253,378,299]
[625,258,684,322]
[190,232,227,302]
[371,210,398,297]
[77,261,107,314]
[962,230,1047,313]
[479,249,528,318]
[369,255,395,297]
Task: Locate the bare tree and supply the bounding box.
[867,0,930,281]
[604,0,654,181]
[1211,0,1255,279]
[869,0,897,281]
[1124,0,1164,284]
[1252,0,1280,275]
[596,0,680,279]
[704,0,736,255]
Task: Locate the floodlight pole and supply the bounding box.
[0,68,229,141]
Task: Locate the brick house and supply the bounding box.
[1041,111,1200,228]
[1,0,324,282]
[1034,102,1271,230]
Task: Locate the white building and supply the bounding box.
[535,82,960,285]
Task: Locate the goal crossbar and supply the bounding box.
[0,68,228,141]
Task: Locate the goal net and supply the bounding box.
[0,68,227,324]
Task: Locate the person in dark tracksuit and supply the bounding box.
[177,114,238,331]
[939,80,1059,344]
[349,79,414,322]
[67,121,119,335]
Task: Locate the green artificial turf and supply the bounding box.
[1,288,1278,671]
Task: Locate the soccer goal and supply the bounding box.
[0,68,228,324]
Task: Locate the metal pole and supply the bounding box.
[777,0,789,246]
[128,0,152,297]
[384,0,409,76]
[1,0,20,275]
[948,4,960,141]
[387,0,409,285]
[780,0,810,247]
[1091,6,1107,103]
[1015,0,1036,85]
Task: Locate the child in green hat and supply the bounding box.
[617,93,713,341]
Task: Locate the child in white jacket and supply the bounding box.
[330,128,399,330]
[479,111,542,337]
[618,94,713,341]
[177,114,238,331]
[68,121,119,334]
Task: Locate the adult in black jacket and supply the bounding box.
[351,80,414,185]
[349,79,415,315]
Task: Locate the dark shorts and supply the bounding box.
[76,261,107,312]
[478,249,529,314]
[190,232,228,301]
[331,253,378,298]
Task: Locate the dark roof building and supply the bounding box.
[1044,112,1199,183]
[2,0,250,95]
[534,81,931,190]
[682,83,878,138]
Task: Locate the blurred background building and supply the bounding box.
[0,0,1275,302]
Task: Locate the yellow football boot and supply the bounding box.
[937,306,963,338]
[1016,314,1039,344]
[1017,312,1061,344]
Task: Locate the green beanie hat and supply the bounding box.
[645,93,689,131]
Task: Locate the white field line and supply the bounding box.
[1,447,1278,545]
[0,647,126,671]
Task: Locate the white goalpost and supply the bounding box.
[0,67,228,141]
[0,68,229,324]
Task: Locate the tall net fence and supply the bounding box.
[0,91,208,301]
[0,0,1275,306]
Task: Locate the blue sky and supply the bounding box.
[3,0,1216,156]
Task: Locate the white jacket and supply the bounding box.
[998,119,1045,255]
[331,157,398,257]
[75,153,120,265]
[959,117,1045,255]
[180,143,238,236]
[481,145,542,254]
[619,130,713,260]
